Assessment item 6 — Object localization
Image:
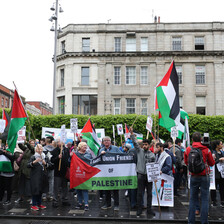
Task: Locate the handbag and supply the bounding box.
[16,153,24,166]
[65,167,70,181]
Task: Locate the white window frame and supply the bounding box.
[141,98,148,115]
[114,67,121,85]
[172,37,182,51]
[126,66,136,85]
[82,38,90,52]
[114,37,121,52]
[126,98,136,114]
[60,68,64,87]
[140,66,148,85]
[126,38,136,51]
[195,36,204,50]
[176,65,182,84]
[141,37,148,51]
[195,66,205,85]
[81,67,90,86]
[114,98,121,115]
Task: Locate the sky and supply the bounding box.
[0,0,223,107]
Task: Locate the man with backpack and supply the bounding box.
[184,132,215,224]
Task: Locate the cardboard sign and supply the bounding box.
[60,125,67,143]
[171,126,178,139]
[70,118,78,133]
[117,124,123,135]
[146,116,153,132]
[146,162,161,182]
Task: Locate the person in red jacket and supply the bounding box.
[184,132,215,224]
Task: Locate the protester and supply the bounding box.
[51,138,70,207]
[0,144,14,205]
[42,137,55,201]
[155,143,172,176]
[75,142,92,211]
[15,140,35,203]
[27,144,48,211]
[99,136,122,211]
[210,140,224,207]
[129,127,155,217]
[184,132,215,224]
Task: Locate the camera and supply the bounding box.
[201,133,210,146]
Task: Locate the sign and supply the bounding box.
[152,173,174,207]
[0,119,6,134]
[217,162,224,178]
[70,118,78,133]
[117,124,123,135]
[17,126,26,143]
[146,162,161,182]
[60,125,67,143]
[41,127,105,144]
[171,126,178,139]
[146,116,153,132]
[112,125,115,139]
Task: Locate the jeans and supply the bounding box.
[188,175,210,224]
[128,189,137,208]
[137,173,152,211]
[43,169,54,198]
[77,190,89,205]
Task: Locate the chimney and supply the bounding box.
[158,16,160,23]
[154,16,157,23]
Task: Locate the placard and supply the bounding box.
[217,162,224,178]
[146,162,161,182]
[171,126,178,139]
[0,119,6,134]
[117,124,123,135]
[60,125,67,143]
[146,116,153,132]
[17,126,26,143]
[70,118,78,133]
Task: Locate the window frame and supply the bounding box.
[140,66,148,85]
[172,37,182,51]
[126,98,136,114]
[82,38,90,52]
[60,68,64,87]
[126,38,136,52]
[195,65,205,85]
[81,67,90,86]
[114,67,121,85]
[140,37,148,51]
[126,66,136,85]
[141,98,148,115]
[114,37,121,52]
[114,98,121,115]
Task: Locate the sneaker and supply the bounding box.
[48,196,53,202]
[212,201,217,207]
[42,197,47,201]
[137,209,142,216]
[3,201,11,206]
[101,205,112,210]
[114,206,119,211]
[221,203,224,208]
[147,209,155,216]
[31,206,39,211]
[15,197,23,203]
[38,205,46,209]
[75,204,82,209]
[84,205,89,211]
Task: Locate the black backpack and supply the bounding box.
[188,147,205,174]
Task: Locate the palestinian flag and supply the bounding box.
[7,89,27,154]
[0,110,10,141]
[0,154,12,172]
[70,153,137,190]
[126,124,143,140]
[155,61,180,129]
[81,118,101,156]
[124,123,130,141]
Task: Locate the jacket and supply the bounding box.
[130,134,155,175]
[212,150,224,179]
[169,144,183,171]
[184,142,215,176]
[99,145,122,154]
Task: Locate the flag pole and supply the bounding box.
[154,181,161,213]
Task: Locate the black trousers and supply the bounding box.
[137,173,152,210]
[105,190,119,206]
[211,178,224,203]
[0,176,13,201]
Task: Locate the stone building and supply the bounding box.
[54,22,224,116]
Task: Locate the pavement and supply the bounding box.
[0,188,223,224]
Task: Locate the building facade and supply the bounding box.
[26,101,53,115]
[0,84,14,109]
[54,22,224,116]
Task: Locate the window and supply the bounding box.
[176,65,182,84]
[195,37,204,50]
[141,37,148,51]
[140,66,148,85]
[72,95,97,115]
[126,98,136,114]
[196,66,205,85]
[141,98,147,115]
[60,69,64,87]
[114,37,121,52]
[1,98,4,107]
[179,96,183,109]
[82,38,90,52]
[114,98,121,115]
[81,67,89,85]
[126,38,136,51]
[5,99,8,108]
[58,96,65,114]
[196,96,206,115]
[61,41,66,54]
[126,67,136,85]
[172,37,182,51]
[114,67,121,85]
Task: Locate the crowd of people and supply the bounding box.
[0,129,223,223]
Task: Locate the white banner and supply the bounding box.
[0,119,6,134]
[152,173,174,207]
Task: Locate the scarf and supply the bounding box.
[156,151,170,172]
[34,152,45,167]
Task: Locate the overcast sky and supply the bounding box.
[0,0,223,107]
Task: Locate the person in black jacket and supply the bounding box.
[51,138,70,207]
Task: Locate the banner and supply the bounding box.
[152,173,174,207]
[41,127,105,144]
[70,153,137,190]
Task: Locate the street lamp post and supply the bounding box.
[49,0,63,114]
